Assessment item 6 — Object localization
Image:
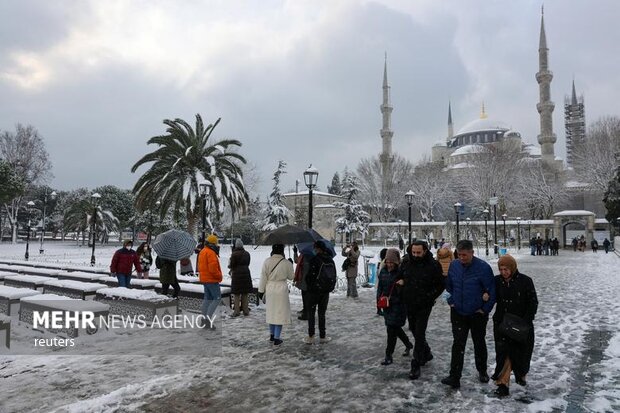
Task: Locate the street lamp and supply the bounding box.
[483,208,490,256]
[528,219,532,241]
[501,213,507,250]
[303,165,319,229]
[516,217,522,250]
[39,190,57,254]
[454,202,462,243]
[90,192,101,266]
[25,201,35,260]
[405,190,415,245]
[198,183,210,244]
[466,217,471,240]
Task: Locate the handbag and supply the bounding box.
[377,283,396,309]
[498,313,531,343]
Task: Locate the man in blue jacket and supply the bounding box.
[441,240,496,389]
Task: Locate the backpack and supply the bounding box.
[313,258,337,293]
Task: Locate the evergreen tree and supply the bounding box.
[328,172,342,195]
[262,161,290,231]
[334,170,370,242]
[603,163,620,225]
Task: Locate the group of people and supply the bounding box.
[529,236,560,256]
[376,239,538,397]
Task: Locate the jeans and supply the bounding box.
[269,324,283,339]
[202,283,221,320]
[449,308,489,380]
[407,306,433,363]
[306,291,329,338]
[117,274,131,288]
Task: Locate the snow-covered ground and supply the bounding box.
[0,242,618,412]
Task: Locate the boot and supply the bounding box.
[241,294,250,316]
[380,356,393,366]
[409,360,421,380]
[494,384,509,397]
[402,343,413,357]
[232,294,241,317]
[441,376,461,389]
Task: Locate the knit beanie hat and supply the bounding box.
[497,254,517,274]
[235,238,244,249]
[206,234,218,245]
[384,248,401,265]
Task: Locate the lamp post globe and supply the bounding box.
[405,190,415,245]
[90,193,101,266]
[303,165,319,229]
[454,202,462,243]
[25,201,35,260]
[483,208,490,256]
[466,217,471,240]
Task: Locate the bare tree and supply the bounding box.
[519,159,570,219]
[572,116,620,192]
[357,154,414,222]
[0,124,53,242]
[410,157,452,221]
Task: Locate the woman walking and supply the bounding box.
[258,244,294,346]
[229,239,253,317]
[377,248,413,365]
[492,255,538,397]
[136,242,153,279]
[157,256,180,298]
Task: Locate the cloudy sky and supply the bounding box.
[1,0,619,198]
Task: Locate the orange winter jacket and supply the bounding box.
[198,245,223,283]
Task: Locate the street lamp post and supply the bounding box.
[198,183,210,244]
[502,213,507,251]
[303,165,319,230]
[466,217,471,240]
[405,191,415,245]
[90,193,101,266]
[528,220,532,241]
[25,201,35,260]
[454,202,462,243]
[493,203,498,254]
[516,217,522,250]
[39,190,57,254]
[483,208,489,256]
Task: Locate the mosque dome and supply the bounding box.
[456,117,510,135]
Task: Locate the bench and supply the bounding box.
[57,272,109,283]
[0,285,41,316]
[19,294,110,338]
[152,283,231,313]
[0,271,20,284]
[4,275,53,291]
[101,277,159,289]
[0,315,9,351]
[94,287,178,321]
[43,279,104,300]
[219,284,260,308]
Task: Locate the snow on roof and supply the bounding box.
[43,279,105,292]
[450,144,484,156]
[565,180,589,188]
[0,286,42,299]
[315,204,339,208]
[96,287,172,302]
[553,210,596,217]
[447,162,473,169]
[456,117,509,135]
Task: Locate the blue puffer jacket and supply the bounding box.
[446,256,496,316]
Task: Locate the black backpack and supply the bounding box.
[313,257,337,293]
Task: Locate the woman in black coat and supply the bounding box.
[492,254,538,397]
[376,248,413,366]
[228,239,253,316]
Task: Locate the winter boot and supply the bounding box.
[441,376,461,389]
[402,343,413,357]
[380,356,393,366]
[494,384,509,397]
[409,360,421,380]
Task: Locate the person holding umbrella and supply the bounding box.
[110,239,142,288]
[198,234,223,328]
[258,244,294,345]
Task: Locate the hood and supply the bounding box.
[437,248,453,259]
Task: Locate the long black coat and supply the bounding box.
[397,250,444,311]
[377,267,407,327]
[492,271,538,378]
[229,248,253,294]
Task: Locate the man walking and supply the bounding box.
[198,234,223,329]
[304,241,335,344]
[441,240,496,389]
[397,240,444,380]
[110,239,142,288]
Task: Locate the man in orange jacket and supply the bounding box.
[198,234,223,328]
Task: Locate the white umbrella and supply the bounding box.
[152,229,197,261]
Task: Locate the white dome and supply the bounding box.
[450,144,484,157]
[456,117,510,135]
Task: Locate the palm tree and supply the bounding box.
[63,198,120,246]
[131,114,248,237]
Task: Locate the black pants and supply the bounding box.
[162,282,180,298]
[306,291,329,338]
[300,290,308,317]
[386,325,412,357]
[407,306,433,364]
[449,309,489,380]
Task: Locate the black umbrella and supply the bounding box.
[152,229,197,261]
[260,224,316,245]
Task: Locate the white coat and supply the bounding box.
[259,254,294,325]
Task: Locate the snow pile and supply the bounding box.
[0,286,41,300]
[42,279,104,292]
[95,287,171,302]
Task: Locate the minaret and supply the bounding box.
[536,6,557,163]
[380,54,394,177]
[564,79,585,168]
[447,101,454,142]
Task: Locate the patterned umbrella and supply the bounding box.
[152,229,197,261]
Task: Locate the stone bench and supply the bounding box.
[4,275,53,291]
[0,271,19,284]
[152,283,232,313]
[43,279,104,300]
[57,272,109,283]
[94,287,178,321]
[101,277,159,289]
[20,294,110,338]
[148,273,201,284]
[219,284,260,308]
[0,315,10,351]
[0,286,42,316]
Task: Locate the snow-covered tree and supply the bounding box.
[603,163,620,225]
[410,157,452,221]
[519,159,569,219]
[357,155,414,222]
[335,170,370,242]
[327,172,342,195]
[262,160,290,231]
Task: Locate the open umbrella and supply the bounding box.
[152,229,197,261]
[260,224,316,245]
[297,230,337,258]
